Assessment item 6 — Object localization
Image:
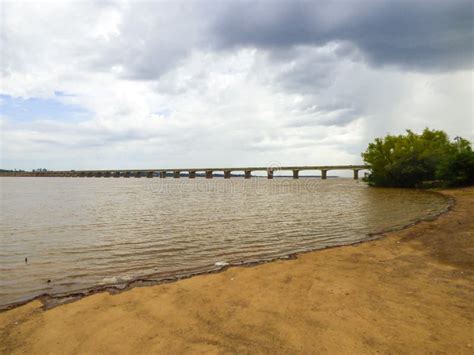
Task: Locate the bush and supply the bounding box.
[436,150,474,186]
[362,128,473,188]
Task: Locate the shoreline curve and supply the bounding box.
[1,187,473,354]
[0,188,454,312]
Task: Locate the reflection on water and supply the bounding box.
[0,177,448,308]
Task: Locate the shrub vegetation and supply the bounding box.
[362,128,474,188]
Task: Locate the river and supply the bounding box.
[0,177,449,308]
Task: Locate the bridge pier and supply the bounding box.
[160,171,166,178]
[173,171,180,178]
[245,170,251,179]
[189,171,196,178]
[224,170,231,179]
[321,170,327,179]
[205,170,213,179]
[293,170,299,179]
[353,169,359,180]
[267,169,273,179]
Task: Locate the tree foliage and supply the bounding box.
[362,128,474,188]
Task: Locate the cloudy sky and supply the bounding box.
[1,0,472,171]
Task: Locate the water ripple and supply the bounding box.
[0,177,448,308]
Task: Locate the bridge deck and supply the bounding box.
[1,165,370,180]
[31,165,369,173]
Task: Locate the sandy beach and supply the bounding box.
[1,187,473,354]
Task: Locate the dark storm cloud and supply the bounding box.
[100,0,472,83]
[84,0,473,85]
[212,0,473,71]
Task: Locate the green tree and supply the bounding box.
[436,137,474,186]
[362,128,474,188]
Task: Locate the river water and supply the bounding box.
[0,177,449,308]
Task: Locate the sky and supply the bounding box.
[0,0,473,171]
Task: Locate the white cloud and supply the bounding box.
[1,1,472,171]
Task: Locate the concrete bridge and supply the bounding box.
[1,165,369,179]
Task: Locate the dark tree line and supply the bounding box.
[362,128,474,188]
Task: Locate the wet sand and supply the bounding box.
[1,187,473,354]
